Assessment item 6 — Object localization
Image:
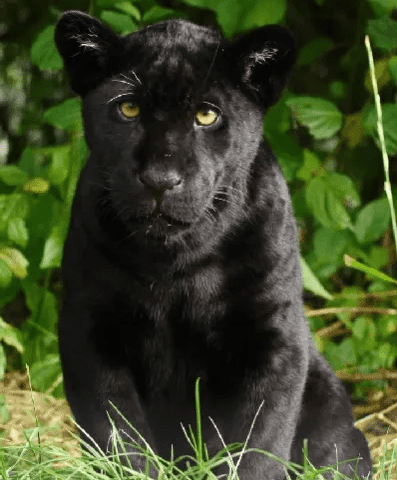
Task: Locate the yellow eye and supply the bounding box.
[195,108,218,126]
[120,101,140,118]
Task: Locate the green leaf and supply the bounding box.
[23,283,58,331]
[338,338,357,365]
[286,97,343,139]
[114,1,141,20]
[330,81,346,99]
[19,148,38,177]
[43,98,83,131]
[30,354,61,392]
[364,103,397,154]
[240,0,286,30]
[0,259,12,289]
[369,0,397,14]
[364,57,390,92]
[0,166,28,186]
[8,218,28,248]
[300,257,333,300]
[265,132,303,181]
[49,146,70,186]
[345,254,397,284]
[352,317,369,340]
[296,149,321,181]
[181,0,240,36]
[0,194,29,232]
[0,317,23,353]
[378,342,395,368]
[0,248,29,279]
[325,173,360,209]
[367,17,397,51]
[306,174,358,229]
[314,227,350,264]
[30,25,63,71]
[142,6,178,23]
[324,342,345,370]
[23,177,50,194]
[388,56,397,85]
[40,224,65,269]
[100,10,137,34]
[369,246,389,269]
[355,198,391,244]
[297,37,334,66]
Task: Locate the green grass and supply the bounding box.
[0,424,381,480]
[0,386,376,480]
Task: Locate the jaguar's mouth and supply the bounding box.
[138,212,193,236]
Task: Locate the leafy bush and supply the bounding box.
[0,0,396,402]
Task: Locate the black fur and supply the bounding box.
[56,11,372,479]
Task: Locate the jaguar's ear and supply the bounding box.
[55,10,124,95]
[229,25,296,109]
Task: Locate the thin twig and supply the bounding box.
[306,306,397,317]
[332,290,397,300]
[316,320,348,338]
[336,369,397,382]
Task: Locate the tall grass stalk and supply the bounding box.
[365,35,397,255]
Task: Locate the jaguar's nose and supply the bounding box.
[139,170,182,191]
[139,169,182,192]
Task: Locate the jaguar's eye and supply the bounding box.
[119,101,140,118]
[195,108,218,126]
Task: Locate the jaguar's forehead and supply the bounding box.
[126,20,223,55]
[116,20,228,107]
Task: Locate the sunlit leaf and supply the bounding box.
[8,217,29,248]
[345,254,397,284]
[40,224,65,269]
[0,317,23,353]
[114,1,141,20]
[0,248,29,279]
[23,178,50,194]
[300,257,333,300]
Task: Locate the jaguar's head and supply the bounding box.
[55,11,296,248]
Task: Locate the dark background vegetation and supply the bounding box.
[0,0,397,412]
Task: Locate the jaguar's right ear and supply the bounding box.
[55,10,124,95]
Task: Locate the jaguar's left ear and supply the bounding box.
[229,25,297,108]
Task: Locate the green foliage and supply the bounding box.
[286,97,343,139]
[0,0,396,402]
